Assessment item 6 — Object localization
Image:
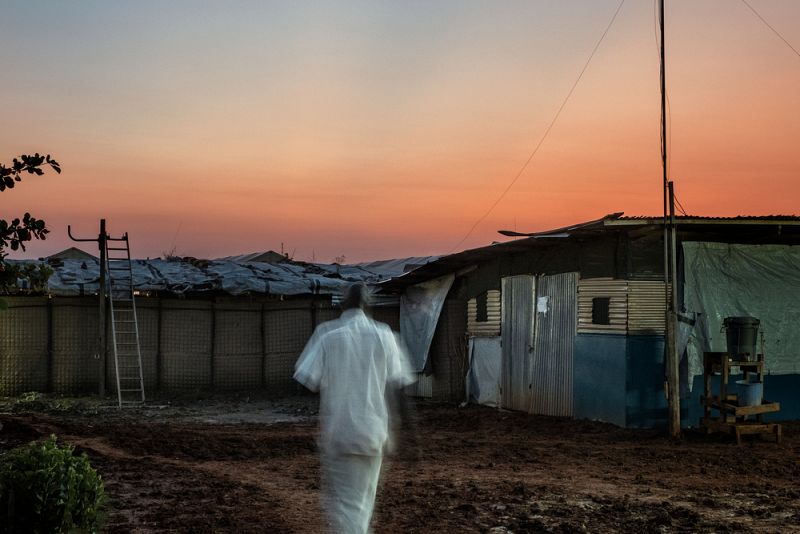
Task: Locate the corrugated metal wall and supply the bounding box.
[577,278,628,334]
[467,290,501,337]
[577,278,669,335]
[628,281,670,334]
[500,275,535,411]
[528,272,578,417]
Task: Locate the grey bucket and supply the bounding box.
[723,316,760,360]
[736,379,763,407]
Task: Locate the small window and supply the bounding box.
[475,292,489,323]
[592,297,611,325]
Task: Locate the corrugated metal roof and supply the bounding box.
[381,212,800,291]
[607,214,800,225]
[351,256,440,278]
[498,212,623,237]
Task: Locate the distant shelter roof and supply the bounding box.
[45,247,98,261]
[9,256,397,298]
[217,250,290,263]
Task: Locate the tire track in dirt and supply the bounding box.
[64,433,322,533]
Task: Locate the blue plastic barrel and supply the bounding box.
[736,379,763,407]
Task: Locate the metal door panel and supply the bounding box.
[500,275,535,411]
[529,272,578,416]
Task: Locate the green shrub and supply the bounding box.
[0,435,105,533]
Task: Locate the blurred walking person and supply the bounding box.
[294,283,414,533]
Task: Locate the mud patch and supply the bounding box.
[1,401,798,532]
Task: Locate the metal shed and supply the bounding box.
[383,213,800,427]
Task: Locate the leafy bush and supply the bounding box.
[0,435,105,533]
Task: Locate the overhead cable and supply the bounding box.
[674,192,688,216]
[448,0,627,254]
[740,0,800,59]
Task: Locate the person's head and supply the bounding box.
[341,282,370,311]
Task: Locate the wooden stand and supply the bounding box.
[700,352,782,445]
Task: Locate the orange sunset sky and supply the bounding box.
[2,1,799,263]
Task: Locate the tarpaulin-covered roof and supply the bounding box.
[8,257,394,297]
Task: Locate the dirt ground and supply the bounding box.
[1,394,798,533]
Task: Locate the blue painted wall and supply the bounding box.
[574,333,799,428]
[574,334,627,427]
[625,335,671,428]
[687,373,800,425]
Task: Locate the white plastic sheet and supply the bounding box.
[399,274,454,371]
[683,242,800,379]
[466,337,501,407]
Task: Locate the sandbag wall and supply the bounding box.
[0,295,373,396]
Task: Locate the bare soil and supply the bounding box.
[1,396,798,533]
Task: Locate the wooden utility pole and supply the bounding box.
[660,0,681,437]
[668,183,680,436]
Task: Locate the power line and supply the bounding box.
[448,0,627,254]
[674,192,688,216]
[740,0,800,59]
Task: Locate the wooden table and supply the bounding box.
[700,352,781,445]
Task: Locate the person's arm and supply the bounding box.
[294,330,324,392]
[385,330,419,459]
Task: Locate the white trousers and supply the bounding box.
[321,453,383,534]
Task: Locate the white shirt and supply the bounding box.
[294,309,414,456]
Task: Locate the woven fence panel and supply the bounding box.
[263,307,312,390]
[315,307,340,327]
[214,306,262,389]
[135,302,159,391]
[105,301,159,394]
[161,300,212,390]
[263,351,301,392]
[52,299,99,393]
[0,298,49,395]
[264,308,313,353]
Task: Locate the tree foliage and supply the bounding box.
[0,153,60,295]
[0,435,106,533]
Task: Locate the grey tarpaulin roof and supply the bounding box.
[351,256,440,278]
[9,257,395,297]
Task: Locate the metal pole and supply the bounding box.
[660,0,669,306]
[98,219,107,397]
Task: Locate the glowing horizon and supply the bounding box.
[3,0,799,263]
